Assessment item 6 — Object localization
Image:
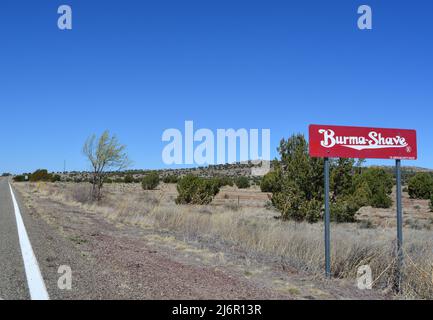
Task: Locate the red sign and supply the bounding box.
[309,124,417,160]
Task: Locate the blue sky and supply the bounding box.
[0,0,432,173]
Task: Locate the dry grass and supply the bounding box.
[16,182,433,299]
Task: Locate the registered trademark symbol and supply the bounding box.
[406,146,412,153]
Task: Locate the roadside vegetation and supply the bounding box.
[13,169,60,183]
[82,130,131,201]
[16,181,433,299]
[234,176,250,189]
[141,172,160,190]
[263,134,393,223]
[408,172,433,200]
[175,175,220,205]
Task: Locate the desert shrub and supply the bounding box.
[354,167,393,194]
[408,173,433,200]
[2,173,11,177]
[176,175,220,205]
[13,175,27,182]
[260,171,280,193]
[124,174,134,183]
[29,169,53,182]
[251,176,262,186]
[214,176,234,187]
[271,180,304,221]
[352,181,372,207]
[235,176,250,189]
[353,168,393,208]
[300,199,322,223]
[271,134,325,222]
[141,172,160,190]
[271,179,322,222]
[370,185,392,208]
[330,158,356,199]
[51,174,61,182]
[162,175,179,184]
[330,197,359,223]
[277,135,324,202]
[429,195,433,212]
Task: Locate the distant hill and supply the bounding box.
[370,165,433,173]
[38,162,433,183]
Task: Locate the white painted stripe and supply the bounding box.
[8,183,49,300]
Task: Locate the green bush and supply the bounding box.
[13,175,27,182]
[408,173,433,200]
[214,176,234,188]
[330,158,356,199]
[330,197,360,223]
[353,168,393,208]
[176,175,219,205]
[370,185,392,208]
[264,134,402,223]
[235,176,250,189]
[29,169,53,182]
[354,168,393,194]
[260,171,280,193]
[271,134,325,222]
[51,174,61,182]
[124,174,134,183]
[104,177,113,184]
[141,172,160,190]
[352,180,372,207]
[271,180,304,221]
[300,199,322,223]
[162,175,179,184]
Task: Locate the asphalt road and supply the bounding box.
[0,177,30,299]
[0,177,106,300]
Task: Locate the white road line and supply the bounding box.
[8,183,49,300]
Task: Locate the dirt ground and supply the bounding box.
[357,187,433,229]
[13,182,391,300]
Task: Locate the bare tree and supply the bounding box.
[83,131,131,201]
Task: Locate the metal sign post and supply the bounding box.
[324,157,331,278]
[395,159,403,292]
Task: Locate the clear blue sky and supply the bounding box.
[0,0,432,173]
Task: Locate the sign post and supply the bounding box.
[324,157,331,278]
[395,159,403,292]
[309,124,417,280]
